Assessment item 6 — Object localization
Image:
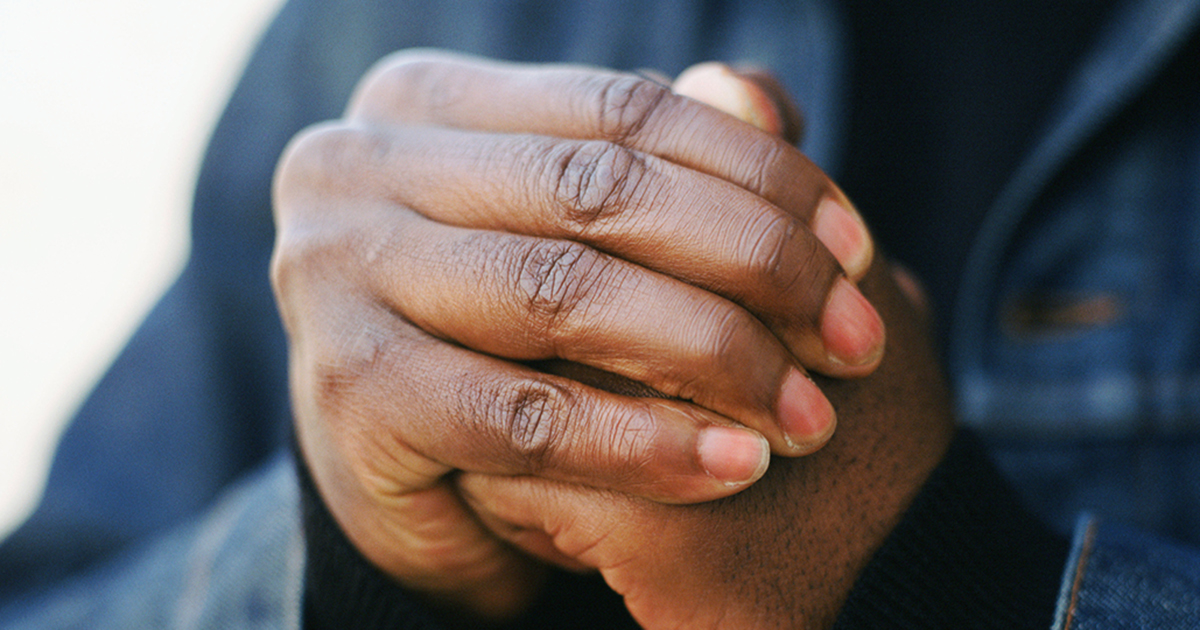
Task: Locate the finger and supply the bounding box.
[670,65,883,357]
[291,288,773,501]
[891,263,933,328]
[671,61,805,145]
[457,471,715,630]
[458,473,723,628]
[347,50,874,282]
[363,207,834,453]
[281,271,547,619]
[305,470,546,621]
[457,473,639,573]
[293,123,883,376]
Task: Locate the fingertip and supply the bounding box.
[891,263,932,320]
[672,62,785,137]
[776,368,837,455]
[729,66,806,145]
[821,278,886,371]
[812,197,874,281]
[696,426,770,487]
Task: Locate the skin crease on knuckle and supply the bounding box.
[591,73,674,145]
[735,136,792,205]
[468,370,675,493]
[442,199,794,442]
[514,238,614,339]
[348,55,840,255]
[475,376,572,475]
[459,262,954,630]
[674,302,783,415]
[511,237,788,431]
[335,61,854,367]
[707,118,830,228]
[547,139,649,232]
[586,68,827,231]
[740,212,834,330]
[463,356,721,500]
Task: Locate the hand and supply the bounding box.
[271,51,883,619]
[458,258,956,629]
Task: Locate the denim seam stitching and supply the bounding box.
[1061,520,1098,630]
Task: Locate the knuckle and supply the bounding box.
[691,305,759,389]
[548,140,648,229]
[514,239,612,329]
[268,209,374,312]
[358,52,432,99]
[268,244,298,311]
[311,325,397,415]
[738,139,829,222]
[740,139,789,199]
[275,123,389,200]
[602,404,658,477]
[351,50,467,120]
[590,74,671,143]
[269,226,331,332]
[707,307,748,365]
[275,122,337,207]
[742,216,828,308]
[270,209,396,361]
[271,123,405,317]
[487,378,573,472]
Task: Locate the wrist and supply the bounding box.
[294,442,640,630]
[833,430,1068,629]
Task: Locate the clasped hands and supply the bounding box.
[272,51,955,629]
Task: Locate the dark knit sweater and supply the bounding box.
[300,430,1067,629]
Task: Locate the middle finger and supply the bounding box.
[366,202,835,455]
[318,123,884,376]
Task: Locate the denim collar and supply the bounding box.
[950,0,1200,380]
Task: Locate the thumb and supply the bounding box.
[672,62,805,145]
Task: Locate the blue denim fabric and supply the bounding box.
[2,0,1200,627]
[0,456,303,629]
[950,0,1200,544]
[1053,515,1200,629]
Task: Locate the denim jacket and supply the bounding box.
[1053,514,1200,629]
[2,0,1199,627]
[952,0,1200,543]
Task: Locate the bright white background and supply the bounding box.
[0,0,284,538]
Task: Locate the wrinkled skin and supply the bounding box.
[272,50,895,620]
[462,256,955,629]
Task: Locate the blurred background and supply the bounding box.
[0,0,283,538]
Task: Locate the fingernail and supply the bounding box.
[822,277,885,367]
[777,368,836,451]
[812,197,872,279]
[672,62,783,135]
[697,426,770,486]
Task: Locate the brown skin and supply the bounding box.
[272,51,890,619]
[461,257,956,629]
